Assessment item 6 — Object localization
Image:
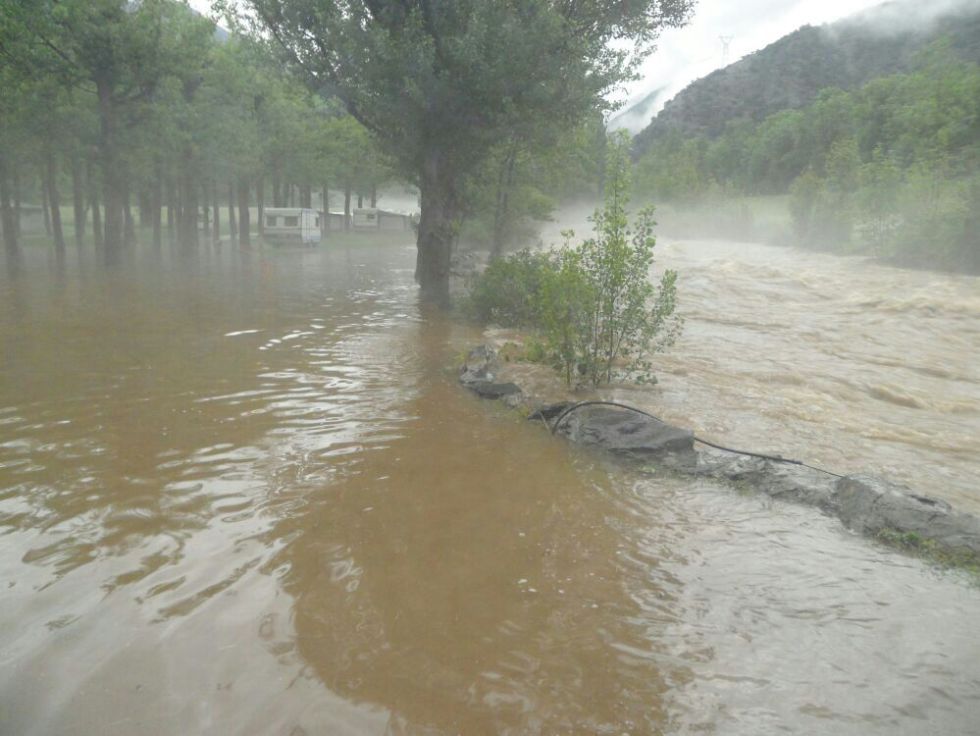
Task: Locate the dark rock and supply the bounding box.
[836,475,980,554]
[467,381,522,400]
[688,449,768,479]
[685,451,838,508]
[460,345,497,386]
[752,464,839,509]
[555,405,695,458]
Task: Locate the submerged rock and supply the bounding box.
[468,381,522,400]
[836,475,980,555]
[459,345,524,405]
[459,345,497,386]
[690,450,839,510]
[554,404,695,458]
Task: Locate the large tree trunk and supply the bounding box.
[0,154,19,268]
[44,149,66,259]
[300,183,311,209]
[491,144,518,259]
[71,157,86,247]
[415,152,458,306]
[97,78,125,262]
[237,177,250,247]
[370,184,377,208]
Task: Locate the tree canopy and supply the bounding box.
[0,0,397,265]
[242,0,694,303]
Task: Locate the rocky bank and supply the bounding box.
[459,344,980,563]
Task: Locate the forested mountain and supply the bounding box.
[634,0,980,154]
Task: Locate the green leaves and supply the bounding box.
[244,0,692,203]
[466,135,682,386]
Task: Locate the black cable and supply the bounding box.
[547,400,844,479]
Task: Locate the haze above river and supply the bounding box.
[1,236,978,734]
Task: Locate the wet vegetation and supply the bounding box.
[631,1,980,272]
[874,528,980,580]
[466,136,682,386]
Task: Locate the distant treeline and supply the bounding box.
[634,43,980,272]
[0,0,610,268]
[0,0,390,264]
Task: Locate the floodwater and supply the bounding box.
[646,239,980,514]
[541,211,980,514]
[1,239,979,735]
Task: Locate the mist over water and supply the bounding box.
[1,241,978,734]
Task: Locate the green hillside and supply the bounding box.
[631,1,980,273]
[634,0,980,155]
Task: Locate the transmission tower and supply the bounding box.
[719,35,734,65]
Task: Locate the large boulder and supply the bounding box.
[554,405,695,458]
[836,475,980,555]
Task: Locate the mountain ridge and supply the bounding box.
[633,0,980,154]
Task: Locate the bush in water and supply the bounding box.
[466,135,682,386]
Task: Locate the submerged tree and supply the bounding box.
[240,0,694,304]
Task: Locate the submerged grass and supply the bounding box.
[874,527,980,581]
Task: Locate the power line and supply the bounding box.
[545,400,844,479]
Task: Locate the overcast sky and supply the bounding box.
[189,0,894,130]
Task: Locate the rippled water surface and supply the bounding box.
[1,240,978,735]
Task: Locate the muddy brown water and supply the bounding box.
[1,240,979,735]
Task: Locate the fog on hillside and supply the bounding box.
[629,0,980,273]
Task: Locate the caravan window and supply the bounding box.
[284,216,299,227]
[266,215,278,227]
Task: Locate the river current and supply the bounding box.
[1,237,978,734]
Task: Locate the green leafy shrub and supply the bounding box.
[465,249,556,327]
[465,134,683,386]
